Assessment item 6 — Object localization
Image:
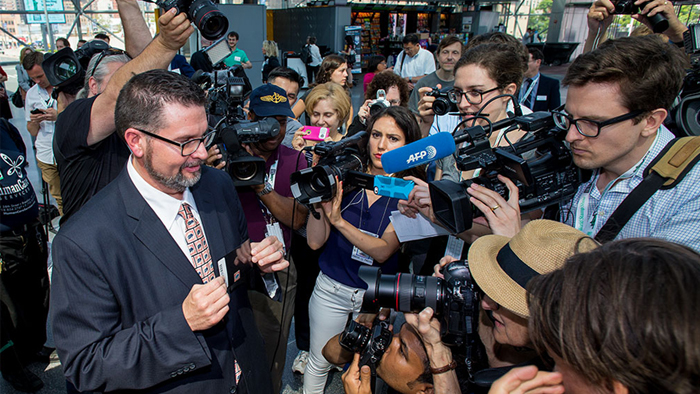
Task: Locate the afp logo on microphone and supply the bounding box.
[406,146,437,164]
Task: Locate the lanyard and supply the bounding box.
[574,183,596,236]
[519,74,540,105]
[258,154,280,223]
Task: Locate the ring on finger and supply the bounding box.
[491,204,501,212]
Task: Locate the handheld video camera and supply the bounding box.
[290,131,369,207]
[427,87,458,116]
[154,0,228,40]
[671,24,700,136]
[192,68,250,117]
[430,112,583,234]
[613,0,669,33]
[41,40,112,97]
[214,118,280,187]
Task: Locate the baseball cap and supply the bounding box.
[249,84,294,119]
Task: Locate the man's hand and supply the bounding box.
[587,0,615,32]
[634,0,688,42]
[205,145,225,169]
[467,175,522,238]
[433,255,458,279]
[250,235,289,273]
[489,366,564,394]
[357,99,373,124]
[182,276,230,331]
[342,353,373,394]
[155,8,194,51]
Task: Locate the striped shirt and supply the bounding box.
[563,126,700,252]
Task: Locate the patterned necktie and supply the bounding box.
[178,203,216,283]
[522,78,533,107]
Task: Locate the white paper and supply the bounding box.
[390,211,451,243]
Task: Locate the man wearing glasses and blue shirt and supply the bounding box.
[465,35,700,252]
[52,70,286,394]
[54,0,193,223]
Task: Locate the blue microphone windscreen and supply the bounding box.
[381,132,456,174]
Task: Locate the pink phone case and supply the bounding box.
[301,126,329,141]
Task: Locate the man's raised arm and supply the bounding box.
[87,7,193,146]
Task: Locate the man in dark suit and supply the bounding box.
[51,70,288,394]
[519,47,561,112]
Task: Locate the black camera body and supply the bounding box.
[156,0,228,40]
[613,0,669,33]
[215,118,280,187]
[291,131,369,206]
[42,40,111,96]
[430,112,583,233]
[427,87,458,116]
[360,261,481,349]
[339,315,393,368]
[192,68,250,117]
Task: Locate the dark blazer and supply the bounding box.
[51,166,273,394]
[529,74,561,112]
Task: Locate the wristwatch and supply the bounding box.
[257,183,273,197]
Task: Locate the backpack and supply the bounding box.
[300,45,312,65]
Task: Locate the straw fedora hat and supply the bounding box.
[468,220,598,318]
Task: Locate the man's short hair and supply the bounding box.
[364,70,409,106]
[227,31,239,40]
[78,39,87,45]
[115,70,207,138]
[94,33,109,41]
[267,67,304,87]
[23,51,44,70]
[308,36,317,45]
[436,35,463,55]
[562,35,688,113]
[528,238,700,394]
[528,47,544,61]
[403,33,420,45]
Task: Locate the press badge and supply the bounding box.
[265,222,286,252]
[351,230,377,265]
[217,257,229,287]
[536,95,547,101]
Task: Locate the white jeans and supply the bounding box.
[303,272,365,394]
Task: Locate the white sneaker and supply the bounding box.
[292,350,309,374]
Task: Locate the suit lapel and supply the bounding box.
[119,169,203,287]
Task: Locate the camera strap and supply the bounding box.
[595,136,700,243]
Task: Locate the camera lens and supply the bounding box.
[310,171,332,193]
[189,0,228,41]
[53,58,79,83]
[231,161,257,181]
[432,97,452,116]
[339,319,371,353]
[369,101,389,117]
[360,267,444,314]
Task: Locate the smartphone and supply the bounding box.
[301,126,329,142]
[30,108,46,115]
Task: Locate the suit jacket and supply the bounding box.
[529,74,561,112]
[51,166,273,394]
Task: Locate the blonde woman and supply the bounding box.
[261,40,280,83]
[291,82,351,151]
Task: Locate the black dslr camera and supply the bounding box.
[427,87,458,116]
[154,0,228,40]
[613,0,669,33]
[430,112,583,233]
[360,262,487,380]
[215,118,280,187]
[339,314,393,369]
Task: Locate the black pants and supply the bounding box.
[305,65,319,85]
[0,220,49,371]
[291,232,321,351]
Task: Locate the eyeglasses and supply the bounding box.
[552,107,644,137]
[448,86,500,105]
[136,129,216,156]
[89,48,126,78]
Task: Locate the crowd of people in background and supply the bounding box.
[1,1,700,393]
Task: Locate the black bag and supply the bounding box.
[10,88,23,108]
[300,45,312,65]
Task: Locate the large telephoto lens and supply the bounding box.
[189,0,228,40]
[359,266,444,314]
